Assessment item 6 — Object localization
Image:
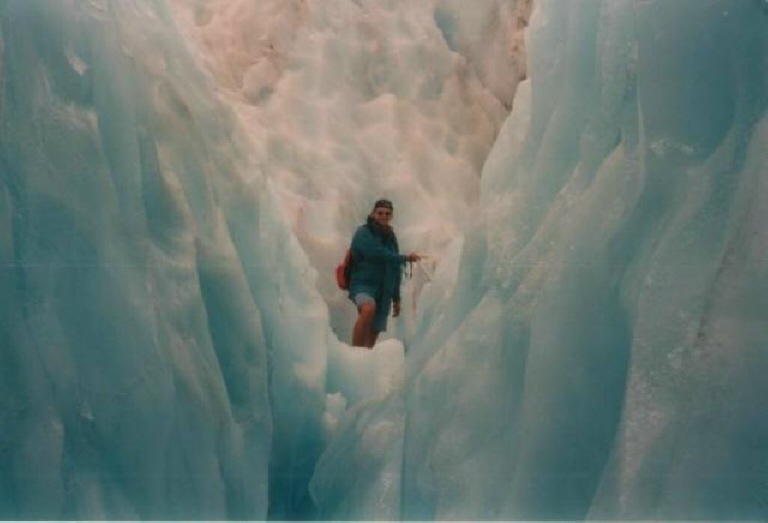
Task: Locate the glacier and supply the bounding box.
[0,0,766,520]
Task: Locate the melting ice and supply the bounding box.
[0,0,766,520]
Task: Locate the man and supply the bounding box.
[348,199,421,348]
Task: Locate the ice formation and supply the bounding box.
[0,0,766,520]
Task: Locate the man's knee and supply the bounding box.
[358,303,376,319]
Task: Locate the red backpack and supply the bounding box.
[335,248,353,290]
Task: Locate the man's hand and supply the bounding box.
[393,300,401,317]
[406,252,422,262]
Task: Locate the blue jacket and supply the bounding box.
[348,217,406,303]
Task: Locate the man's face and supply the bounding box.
[372,206,393,227]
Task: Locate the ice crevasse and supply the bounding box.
[0,0,767,520]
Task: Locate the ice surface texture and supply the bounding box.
[391,0,768,520]
[0,1,278,518]
[1,0,767,520]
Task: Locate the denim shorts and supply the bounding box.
[352,291,390,333]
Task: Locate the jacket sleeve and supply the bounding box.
[352,227,406,265]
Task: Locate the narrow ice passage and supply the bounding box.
[0,0,767,520]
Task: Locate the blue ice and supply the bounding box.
[0,0,766,520]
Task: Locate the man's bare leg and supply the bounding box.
[353,303,376,347]
[364,328,380,349]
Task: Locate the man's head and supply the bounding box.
[371,199,394,228]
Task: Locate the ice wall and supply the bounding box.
[0,1,282,518]
[310,0,768,520]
